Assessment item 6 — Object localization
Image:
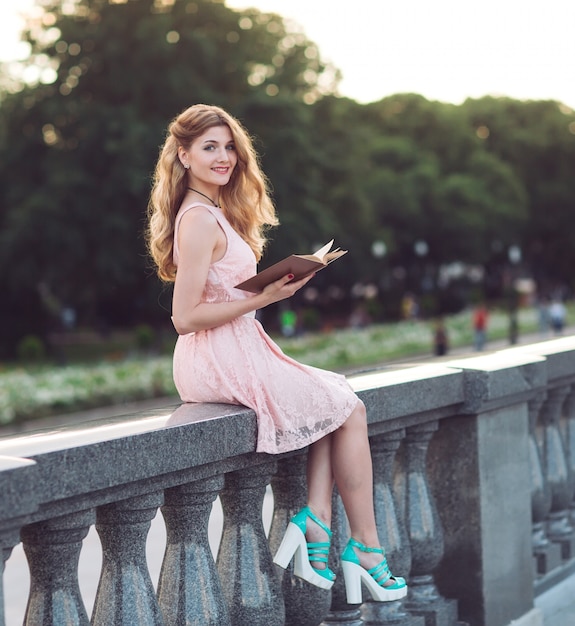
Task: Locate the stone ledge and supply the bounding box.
[0,455,38,521]
[444,352,548,414]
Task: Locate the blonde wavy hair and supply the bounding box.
[147,104,278,282]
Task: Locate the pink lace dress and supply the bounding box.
[172,203,359,454]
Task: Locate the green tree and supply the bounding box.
[0,0,338,355]
[461,96,575,291]
[2,1,574,356]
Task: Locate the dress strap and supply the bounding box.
[173,202,225,265]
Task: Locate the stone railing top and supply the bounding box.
[501,336,575,382]
[445,351,549,413]
[0,455,37,524]
[0,401,260,522]
[350,363,465,428]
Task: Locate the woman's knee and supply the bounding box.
[343,399,367,430]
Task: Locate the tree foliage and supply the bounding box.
[1,0,574,356]
[0,0,337,350]
[460,97,575,288]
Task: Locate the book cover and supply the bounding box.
[235,240,347,293]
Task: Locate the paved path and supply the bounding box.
[535,572,575,625]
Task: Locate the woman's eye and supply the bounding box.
[226,144,236,151]
[204,145,215,151]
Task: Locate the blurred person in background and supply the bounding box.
[473,303,489,351]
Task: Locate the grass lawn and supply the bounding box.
[0,304,567,426]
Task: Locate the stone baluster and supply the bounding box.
[158,475,229,626]
[361,430,424,626]
[0,546,7,626]
[1,456,38,626]
[322,429,420,626]
[92,492,164,626]
[540,385,575,559]
[321,490,363,626]
[269,453,332,626]
[20,509,95,626]
[402,422,458,626]
[563,386,575,526]
[529,390,561,574]
[217,462,284,626]
[1,530,22,626]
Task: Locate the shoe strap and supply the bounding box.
[368,559,392,586]
[348,536,384,554]
[307,541,330,564]
[303,506,332,538]
[346,537,398,588]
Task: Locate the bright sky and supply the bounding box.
[1,0,574,109]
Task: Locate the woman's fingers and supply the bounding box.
[264,272,315,300]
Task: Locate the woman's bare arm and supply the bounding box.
[171,208,313,334]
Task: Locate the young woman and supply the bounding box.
[146,104,406,604]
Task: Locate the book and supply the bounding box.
[235,239,348,293]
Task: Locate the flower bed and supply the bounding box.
[0,306,552,426]
[0,358,175,425]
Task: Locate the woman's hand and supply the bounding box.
[261,272,315,305]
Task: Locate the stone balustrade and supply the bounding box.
[2,336,575,626]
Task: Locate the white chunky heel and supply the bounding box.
[340,537,407,604]
[273,506,335,590]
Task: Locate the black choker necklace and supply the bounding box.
[188,187,219,208]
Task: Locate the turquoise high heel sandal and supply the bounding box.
[273,506,335,590]
[341,537,407,604]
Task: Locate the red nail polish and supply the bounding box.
[288,274,294,279]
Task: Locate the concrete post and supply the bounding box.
[541,385,575,557]
[158,475,229,626]
[92,493,164,626]
[362,430,423,626]
[21,509,95,626]
[270,453,332,626]
[218,462,284,626]
[403,421,458,626]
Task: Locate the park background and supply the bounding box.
[0,0,574,425]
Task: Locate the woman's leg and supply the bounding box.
[308,400,387,572]
[304,433,335,562]
[306,400,373,532]
[330,401,379,545]
[295,408,370,554]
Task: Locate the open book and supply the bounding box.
[235,240,348,293]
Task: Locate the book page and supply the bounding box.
[324,249,346,263]
[312,239,335,260]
